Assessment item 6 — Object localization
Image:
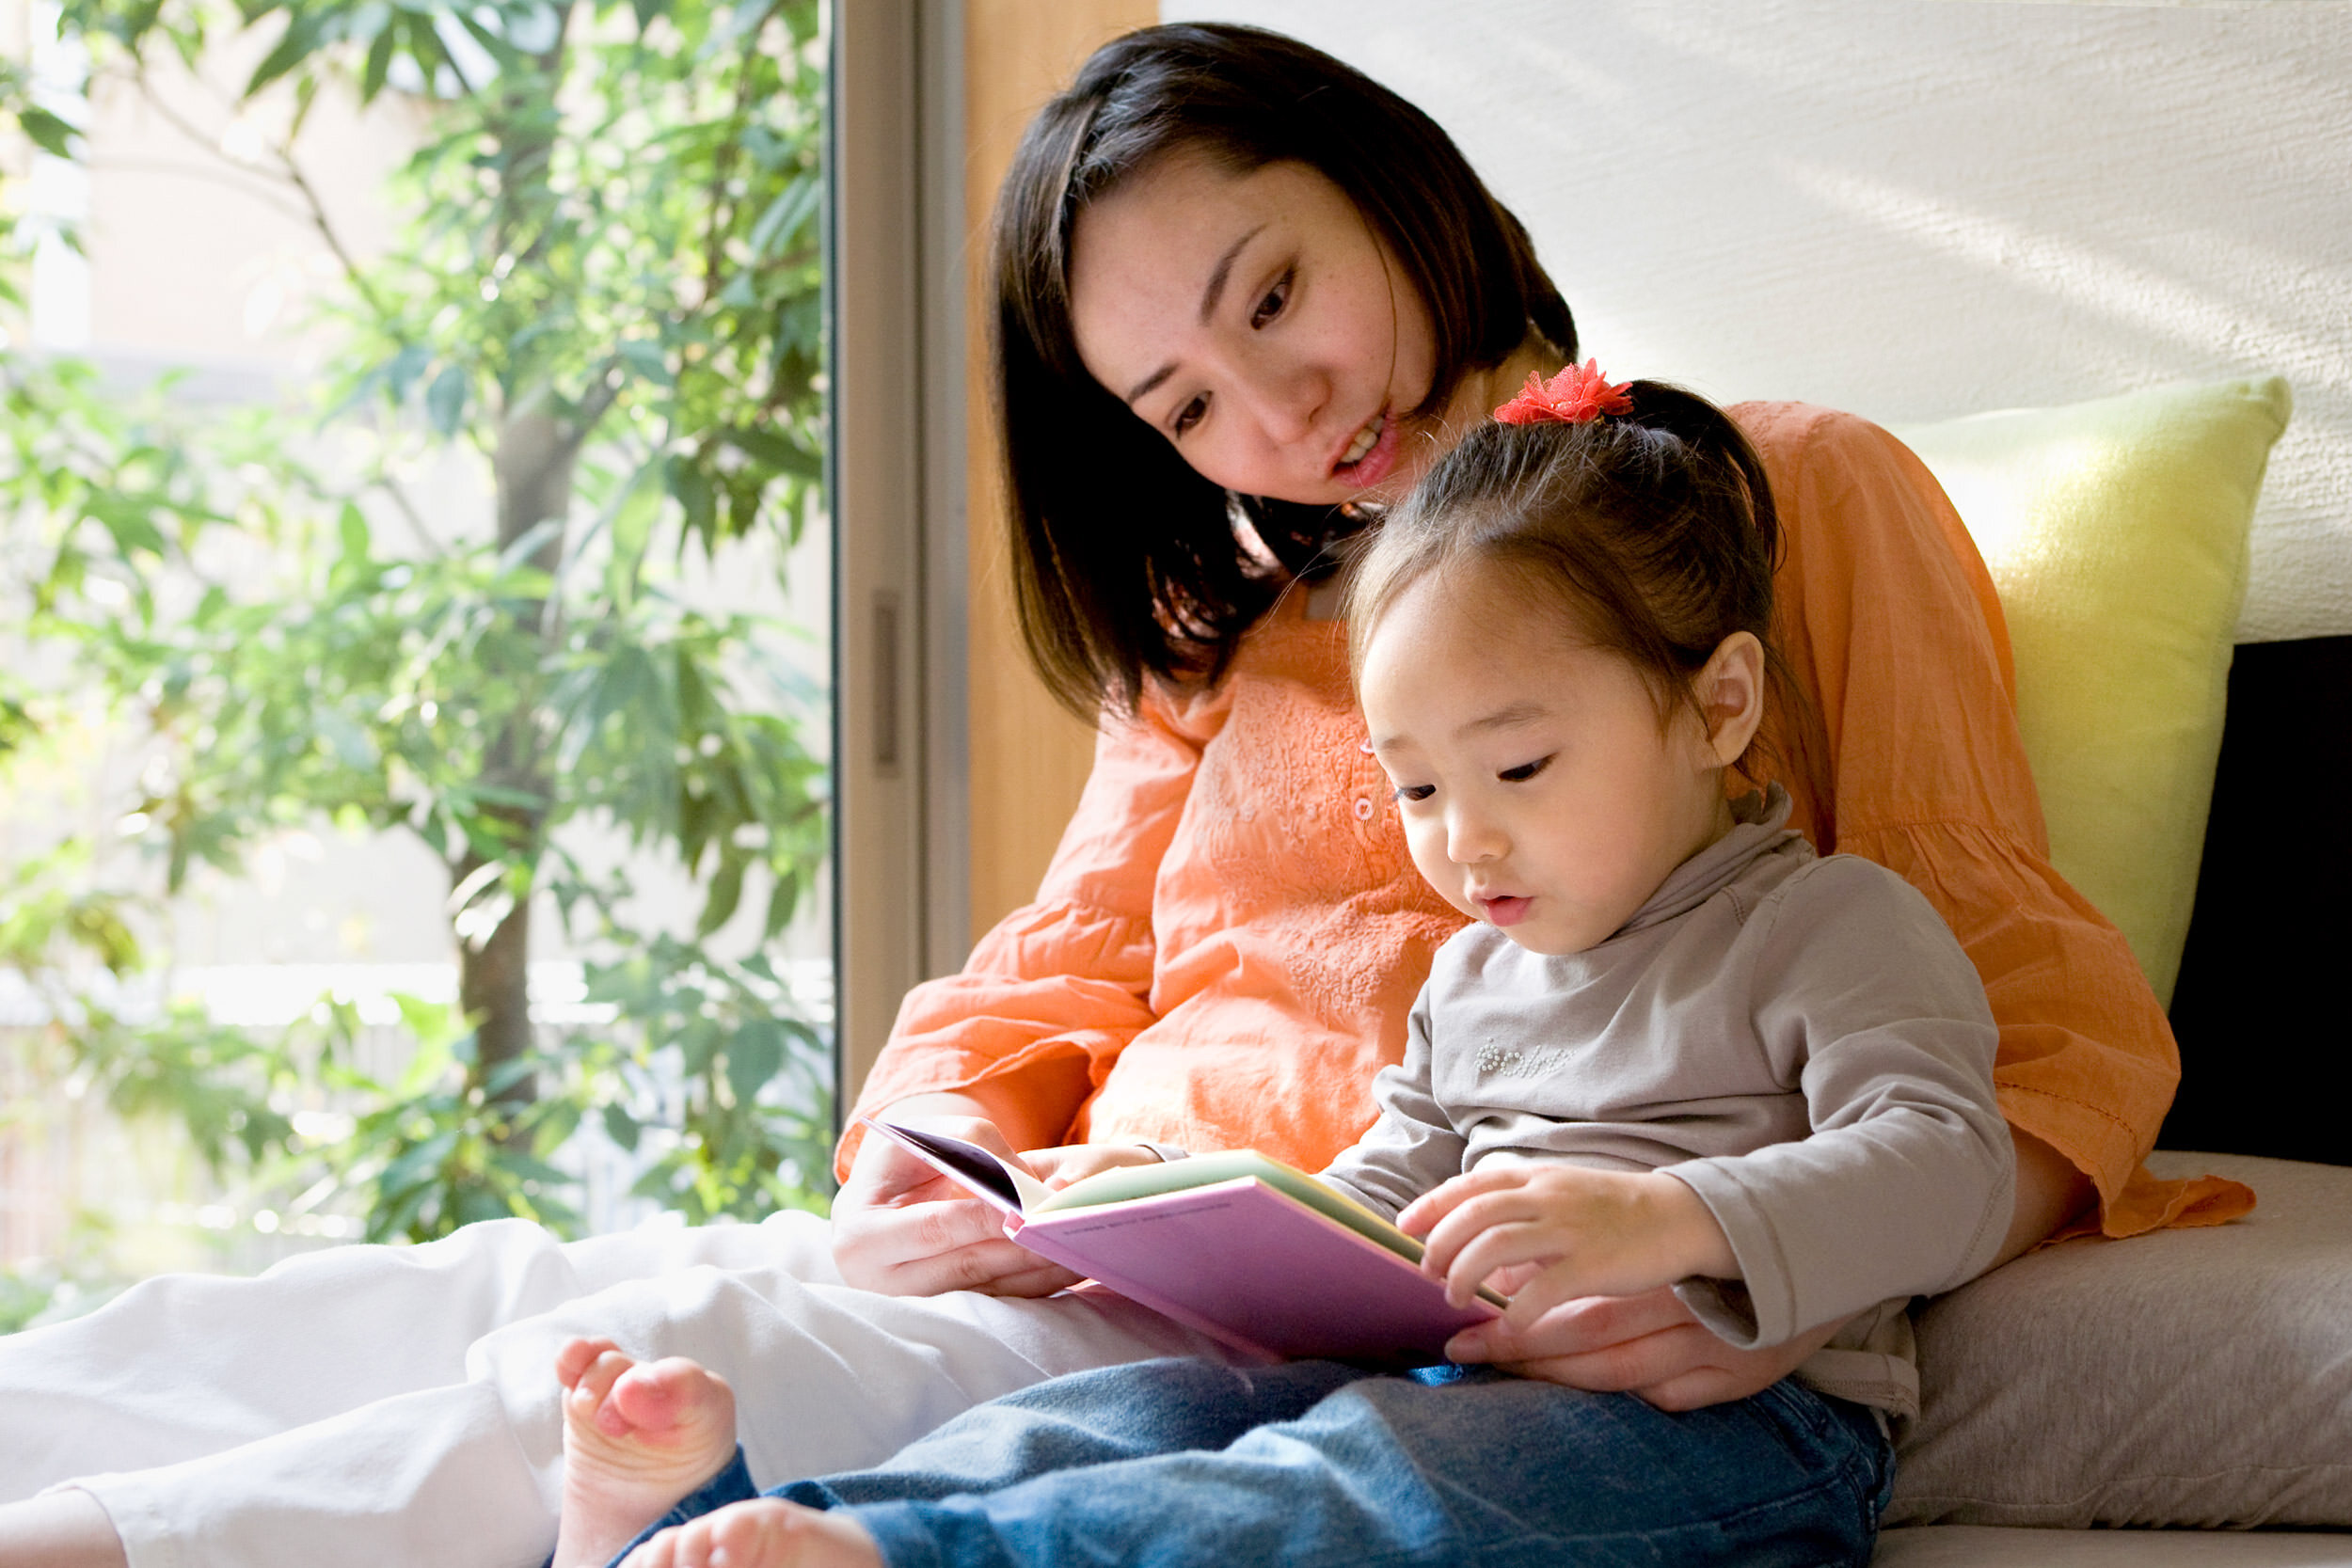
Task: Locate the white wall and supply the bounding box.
[1162,0,2352,641]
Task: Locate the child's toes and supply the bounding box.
[557,1336,625,1392]
[698,1504,766,1567]
[619,1527,681,1568]
[669,1514,728,1567]
[568,1349,643,1438]
[613,1356,735,1440]
[713,1499,866,1568]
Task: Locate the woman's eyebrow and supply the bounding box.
[1121,223,1269,406]
[1198,223,1267,325]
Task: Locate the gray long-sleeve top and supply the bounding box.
[1318,787,2014,1412]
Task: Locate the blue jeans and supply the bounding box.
[619,1357,1893,1568]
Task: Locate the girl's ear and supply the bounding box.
[1693,632,1766,768]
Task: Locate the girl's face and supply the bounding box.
[1069,154,1488,509]
[1359,565,1747,958]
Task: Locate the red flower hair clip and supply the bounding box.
[1493,359,1634,425]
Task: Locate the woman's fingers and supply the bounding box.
[1443,1286,1835,1412]
[1443,1283,1693,1368]
[833,1181,1008,1296]
[951,1240,1086,1293]
[834,1119,1010,1290]
[1022,1142,1162,1189]
[831,1120,1091,1297]
[848,1213,1073,1297]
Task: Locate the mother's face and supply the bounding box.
[1067,153,1453,509]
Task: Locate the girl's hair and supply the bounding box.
[1344,382,1800,780]
[992,22,1577,719]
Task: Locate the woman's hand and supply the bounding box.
[1022,1142,1168,1190]
[831,1116,1083,1299]
[1441,1287,1845,1412]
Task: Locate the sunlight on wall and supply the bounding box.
[1164,0,2352,641]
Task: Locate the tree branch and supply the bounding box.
[267,140,393,326]
[81,154,315,227]
[104,56,394,327]
[366,466,451,559]
[702,8,771,300]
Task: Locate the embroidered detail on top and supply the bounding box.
[1477,1043,1573,1078]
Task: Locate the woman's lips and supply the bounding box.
[1477,894,1531,927]
[1332,409,1404,491]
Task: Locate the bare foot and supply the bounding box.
[0,1490,129,1568]
[619,1498,882,1568]
[552,1337,740,1568]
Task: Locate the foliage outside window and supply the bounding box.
[0,0,834,1327]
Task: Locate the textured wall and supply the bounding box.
[1161,0,2352,641]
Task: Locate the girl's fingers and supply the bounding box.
[1397,1166,1529,1237]
[1415,1185,1548,1280]
[1437,1221,1561,1308]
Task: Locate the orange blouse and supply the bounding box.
[850,404,2252,1240]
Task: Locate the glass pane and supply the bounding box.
[0,0,835,1322]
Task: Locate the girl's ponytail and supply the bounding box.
[1346,374,1813,788]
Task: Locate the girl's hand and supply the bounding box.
[1441,1287,1848,1411]
[831,1117,1083,1299]
[1399,1164,1737,1319]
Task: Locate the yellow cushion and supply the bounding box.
[1895,377,2292,1006]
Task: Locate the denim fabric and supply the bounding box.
[746,1357,1892,1568]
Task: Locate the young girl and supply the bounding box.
[544,372,2015,1568]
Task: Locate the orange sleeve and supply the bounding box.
[1740,402,2252,1238]
[835,689,1205,1179]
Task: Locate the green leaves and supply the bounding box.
[2,0,838,1253]
[324,1028,588,1243]
[15,104,80,158]
[578,938,834,1224]
[425,364,469,436]
[310,0,827,549]
[2,56,80,157]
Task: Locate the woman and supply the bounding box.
[0,23,2243,1568]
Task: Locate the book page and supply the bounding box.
[855,1117,1055,1213]
[1037,1152,1429,1264]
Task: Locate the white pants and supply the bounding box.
[1,1214,1231,1568]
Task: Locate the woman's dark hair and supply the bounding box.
[1344,382,1803,782]
[993,22,1577,718]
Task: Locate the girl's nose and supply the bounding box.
[1447,809,1505,864]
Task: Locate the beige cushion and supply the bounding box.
[1889,1152,2352,1529]
[1875,1524,2352,1566]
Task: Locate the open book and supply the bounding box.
[858,1117,1502,1365]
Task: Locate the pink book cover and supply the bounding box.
[858,1117,1500,1365]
